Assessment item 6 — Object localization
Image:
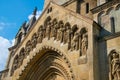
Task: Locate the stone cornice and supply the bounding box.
[62,0,76,7]
[91,0,120,14]
[99,32,120,41]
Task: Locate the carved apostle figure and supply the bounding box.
[81,33,88,55]
[25,41,31,57]
[54,23,60,40]
[63,26,71,44]
[37,27,43,43]
[57,23,64,42]
[46,22,51,39]
[51,21,58,39]
[31,34,37,49]
[42,26,46,38]
[71,32,79,51]
[12,55,19,73]
[18,51,25,68]
[111,53,120,80]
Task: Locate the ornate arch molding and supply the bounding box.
[17,46,75,80]
[115,4,120,10]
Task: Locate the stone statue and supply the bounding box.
[63,26,71,44]
[81,33,88,55]
[46,22,51,39]
[51,21,58,39]
[25,41,31,57]
[18,51,25,68]
[12,55,19,74]
[57,27,62,41]
[37,26,43,43]
[31,34,37,49]
[57,23,64,42]
[71,32,79,51]
[42,26,46,38]
[111,53,120,80]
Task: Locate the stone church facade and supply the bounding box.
[0,0,120,80]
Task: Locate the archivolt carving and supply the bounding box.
[17,46,75,80]
[115,4,120,10]
[109,49,120,80]
[11,16,90,77]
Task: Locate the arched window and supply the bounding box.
[110,17,115,33]
[98,11,105,26]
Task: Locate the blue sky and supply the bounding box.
[0,0,44,71]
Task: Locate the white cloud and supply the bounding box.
[0,22,16,30]
[0,36,13,71]
[28,10,42,20]
[11,39,15,46]
[36,11,42,19]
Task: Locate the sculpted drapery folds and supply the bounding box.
[18,48,25,68]
[64,23,71,44]
[80,28,88,56]
[45,16,51,39]
[11,55,19,75]
[71,32,79,51]
[46,22,51,40]
[81,33,88,56]
[37,25,43,43]
[57,21,64,42]
[70,25,79,50]
[31,33,38,49]
[25,40,32,57]
[51,19,58,39]
[110,50,120,80]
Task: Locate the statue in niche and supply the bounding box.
[71,32,79,51]
[54,23,60,40]
[31,34,37,49]
[37,26,43,43]
[46,22,51,39]
[63,25,71,44]
[81,33,88,56]
[57,27,61,41]
[25,41,31,57]
[12,55,19,73]
[111,52,120,80]
[50,24,55,38]
[18,50,25,68]
[42,26,46,38]
[57,22,64,42]
[51,21,58,39]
